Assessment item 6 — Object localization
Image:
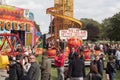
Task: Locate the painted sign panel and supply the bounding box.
[59,28,87,40]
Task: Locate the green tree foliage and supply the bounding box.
[80,18,102,41]
[102,12,120,41]
[101,18,111,39]
[109,14,120,41]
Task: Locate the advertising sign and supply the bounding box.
[0,20,31,32]
[59,28,87,40]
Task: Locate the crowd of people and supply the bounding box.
[6,54,41,80]
[54,42,120,80]
[4,42,120,80]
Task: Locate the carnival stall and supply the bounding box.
[0,5,39,46]
[0,5,41,68]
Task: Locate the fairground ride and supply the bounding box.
[46,0,82,48]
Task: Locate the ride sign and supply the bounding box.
[59,28,87,40]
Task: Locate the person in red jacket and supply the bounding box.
[55,49,65,80]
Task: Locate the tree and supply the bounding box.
[102,12,120,41]
[80,18,102,41]
[109,15,120,41]
[101,18,111,39]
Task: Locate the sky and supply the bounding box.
[4,0,120,33]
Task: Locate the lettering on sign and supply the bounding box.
[59,28,87,40]
[0,21,31,32]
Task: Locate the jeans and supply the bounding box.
[116,60,120,70]
[57,66,64,80]
[109,73,115,80]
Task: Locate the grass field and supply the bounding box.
[36,55,120,80]
[51,66,120,80]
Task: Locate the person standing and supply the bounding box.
[7,54,24,80]
[68,47,77,63]
[41,51,51,80]
[27,55,41,80]
[115,47,120,70]
[7,56,17,80]
[106,55,116,80]
[22,55,31,76]
[90,54,103,77]
[15,54,24,80]
[55,49,65,80]
[67,53,86,80]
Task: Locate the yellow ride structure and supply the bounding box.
[46,0,82,47]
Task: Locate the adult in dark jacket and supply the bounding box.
[7,55,24,80]
[15,54,24,80]
[7,59,17,80]
[68,47,77,63]
[27,55,41,80]
[106,55,116,80]
[67,53,86,80]
[90,54,103,76]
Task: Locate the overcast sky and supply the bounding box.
[5,0,120,33]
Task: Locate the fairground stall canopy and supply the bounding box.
[0,5,41,46]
